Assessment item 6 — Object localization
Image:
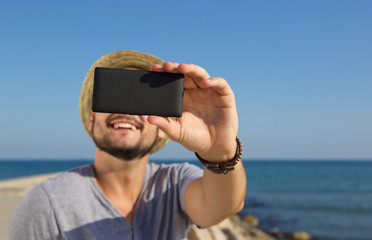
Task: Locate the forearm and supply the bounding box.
[185,145,247,227]
[202,162,246,220]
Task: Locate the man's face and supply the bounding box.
[89,113,163,160]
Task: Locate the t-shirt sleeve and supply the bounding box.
[177,162,203,215]
[9,183,60,240]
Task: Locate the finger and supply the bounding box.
[162,62,182,73]
[152,62,181,73]
[177,64,213,90]
[151,64,164,72]
[163,62,199,90]
[178,63,210,82]
[203,77,233,95]
[184,76,198,90]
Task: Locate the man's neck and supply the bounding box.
[92,148,149,222]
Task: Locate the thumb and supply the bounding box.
[147,116,180,141]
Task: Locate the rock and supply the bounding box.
[287,231,312,240]
[187,215,275,240]
[187,222,231,240]
[272,231,284,239]
[243,215,259,227]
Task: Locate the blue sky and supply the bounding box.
[0,1,371,160]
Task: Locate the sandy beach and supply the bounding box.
[0,196,21,240]
[0,173,61,240]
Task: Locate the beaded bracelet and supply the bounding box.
[195,137,243,175]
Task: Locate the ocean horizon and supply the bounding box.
[1,159,371,240]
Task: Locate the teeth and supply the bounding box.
[113,123,137,130]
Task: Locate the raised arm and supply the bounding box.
[147,62,246,227]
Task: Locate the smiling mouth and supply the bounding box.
[111,122,138,131]
[106,115,143,131]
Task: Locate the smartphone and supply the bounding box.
[92,67,184,117]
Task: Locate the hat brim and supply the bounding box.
[79,50,170,154]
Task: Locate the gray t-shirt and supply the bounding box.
[9,162,203,240]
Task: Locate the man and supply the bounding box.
[10,50,246,239]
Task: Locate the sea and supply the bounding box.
[1,159,371,240]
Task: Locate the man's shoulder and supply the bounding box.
[41,165,93,194]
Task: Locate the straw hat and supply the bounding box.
[79,50,170,154]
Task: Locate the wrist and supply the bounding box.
[196,138,237,162]
[195,137,243,175]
